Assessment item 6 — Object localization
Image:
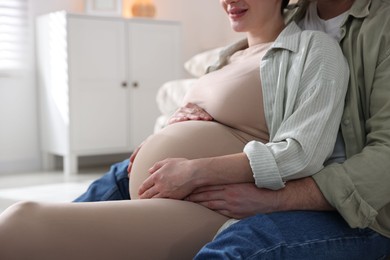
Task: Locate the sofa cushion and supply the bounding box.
[184,47,223,77]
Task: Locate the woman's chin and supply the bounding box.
[230,22,246,33]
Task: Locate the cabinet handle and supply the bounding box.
[132,82,139,88]
[121,82,128,88]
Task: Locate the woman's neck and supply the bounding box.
[247,19,285,46]
[316,0,354,20]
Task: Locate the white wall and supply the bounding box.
[154,0,243,63]
[0,75,40,174]
[0,0,241,174]
[31,0,242,70]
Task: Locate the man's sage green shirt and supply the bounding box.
[288,0,390,237]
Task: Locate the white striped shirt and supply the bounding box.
[210,22,349,190]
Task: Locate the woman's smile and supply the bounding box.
[227,6,248,20]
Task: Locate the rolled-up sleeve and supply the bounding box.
[245,30,349,190]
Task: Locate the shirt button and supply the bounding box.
[343,119,350,126]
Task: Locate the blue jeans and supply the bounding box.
[74,159,130,201]
[74,160,390,258]
[195,211,390,260]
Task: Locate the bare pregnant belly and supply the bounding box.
[129,120,251,199]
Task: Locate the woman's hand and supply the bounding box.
[138,158,199,200]
[168,103,213,125]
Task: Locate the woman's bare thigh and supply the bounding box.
[0,199,228,260]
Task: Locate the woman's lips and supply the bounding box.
[228,7,248,20]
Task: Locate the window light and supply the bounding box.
[0,0,28,72]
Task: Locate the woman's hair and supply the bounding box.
[281,0,290,13]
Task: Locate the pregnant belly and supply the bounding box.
[129,120,248,199]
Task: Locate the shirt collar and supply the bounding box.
[348,0,371,19]
[270,21,301,53]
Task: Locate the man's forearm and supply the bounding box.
[188,177,334,219]
[278,177,334,212]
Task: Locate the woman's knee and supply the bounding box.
[0,201,43,258]
[2,200,40,219]
[0,201,42,234]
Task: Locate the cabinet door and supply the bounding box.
[68,17,130,152]
[127,21,181,147]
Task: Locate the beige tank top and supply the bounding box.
[183,42,272,142]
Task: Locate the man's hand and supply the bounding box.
[168,103,213,124]
[138,158,198,200]
[186,177,334,219]
[186,183,280,219]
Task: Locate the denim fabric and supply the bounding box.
[73,159,130,202]
[195,211,390,260]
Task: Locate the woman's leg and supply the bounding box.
[0,199,228,260]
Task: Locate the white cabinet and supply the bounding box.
[36,12,181,176]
